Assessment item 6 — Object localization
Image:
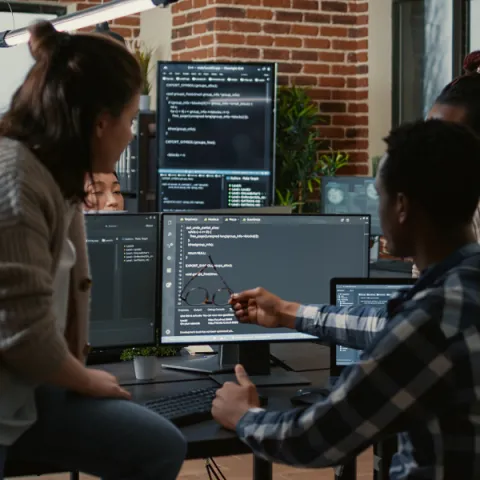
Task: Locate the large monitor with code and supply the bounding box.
[156,61,276,212]
[321,176,381,236]
[329,278,415,376]
[85,213,159,349]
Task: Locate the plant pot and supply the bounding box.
[133,356,156,380]
[139,95,150,111]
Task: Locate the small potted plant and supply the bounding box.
[133,42,154,111]
[120,332,179,380]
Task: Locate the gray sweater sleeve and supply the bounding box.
[0,140,69,379]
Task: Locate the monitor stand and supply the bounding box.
[161,343,311,387]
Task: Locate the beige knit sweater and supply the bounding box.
[0,137,91,445]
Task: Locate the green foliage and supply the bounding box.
[120,329,180,360]
[134,43,154,96]
[371,155,382,177]
[275,85,349,212]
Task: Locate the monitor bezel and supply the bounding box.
[85,212,161,351]
[329,276,416,376]
[320,175,381,236]
[159,212,372,346]
[155,60,278,211]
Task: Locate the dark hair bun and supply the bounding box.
[28,21,67,62]
[463,51,480,74]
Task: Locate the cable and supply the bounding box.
[0,1,15,30]
[210,458,227,480]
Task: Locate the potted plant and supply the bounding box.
[133,42,154,111]
[275,85,349,212]
[120,332,179,380]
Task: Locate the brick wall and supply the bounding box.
[35,0,141,40]
[170,0,369,174]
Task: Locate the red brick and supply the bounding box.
[292,75,318,85]
[347,77,368,88]
[216,6,246,18]
[110,27,133,38]
[173,25,192,38]
[194,0,208,8]
[201,34,215,45]
[304,63,330,74]
[263,49,290,60]
[263,0,291,7]
[114,16,140,27]
[246,8,274,19]
[346,128,368,138]
[210,20,232,31]
[292,50,318,61]
[319,76,346,88]
[278,63,303,73]
[233,47,261,58]
[349,27,368,38]
[333,139,369,150]
[349,2,368,13]
[357,39,368,49]
[321,26,348,37]
[347,51,368,63]
[309,89,332,100]
[292,0,319,10]
[246,35,274,46]
[321,1,347,12]
[217,33,246,43]
[348,103,369,113]
[171,40,186,52]
[332,65,357,75]
[263,23,291,34]
[216,46,234,57]
[276,11,303,22]
[278,75,290,86]
[193,23,209,34]
[318,51,345,62]
[292,24,318,36]
[176,0,193,12]
[332,39,357,50]
[76,3,92,11]
[232,20,262,32]
[303,38,331,49]
[185,37,202,49]
[320,126,345,138]
[332,14,356,25]
[275,36,302,48]
[320,101,346,113]
[333,115,368,126]
[172,14,186,27]
[339,163,369,175]
[357,14,369,26]
[304,13,331,23]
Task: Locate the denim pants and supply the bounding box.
[5,386,186,480]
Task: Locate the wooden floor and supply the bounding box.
[13,449,373,479]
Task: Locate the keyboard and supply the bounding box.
[142,386,218,427]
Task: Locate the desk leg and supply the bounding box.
[374,437,397,480]
[253,457,272,480]
[334,459,356,479]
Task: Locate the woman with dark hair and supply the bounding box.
[0,21,185,480]
[84,171,125,211]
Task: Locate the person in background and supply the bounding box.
[213,119,480,478]
[0,21,185,480]
[84,171,125,212]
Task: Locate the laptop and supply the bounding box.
[329,277,416,379]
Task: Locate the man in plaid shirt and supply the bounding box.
[212,119,480,479]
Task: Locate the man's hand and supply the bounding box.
[212,365,260,430]
[229,287,299,329]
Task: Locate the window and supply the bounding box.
[470,0,480,50]
[392,0,465,126]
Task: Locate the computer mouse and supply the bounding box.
[290,388,329,406]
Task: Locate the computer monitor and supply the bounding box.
[329,277,415,377]
[85,213,159,349]
[321,176,381,236]
[159,213,371,385]
[156,61,276,212]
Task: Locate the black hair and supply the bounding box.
[382,119,480,228]
[435,51,480,134]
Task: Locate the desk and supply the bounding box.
[103,357,350,480]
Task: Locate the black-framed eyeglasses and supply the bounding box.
[180,255,234,306]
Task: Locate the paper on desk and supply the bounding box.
[184,345,214,354]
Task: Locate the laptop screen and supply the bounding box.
[330,278,415,375]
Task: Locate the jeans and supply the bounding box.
[6,386,186,480]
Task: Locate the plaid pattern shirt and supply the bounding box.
[236,243,480,479]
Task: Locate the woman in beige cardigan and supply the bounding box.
[0,21,185,480]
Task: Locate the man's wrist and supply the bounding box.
[277,301,300,329]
